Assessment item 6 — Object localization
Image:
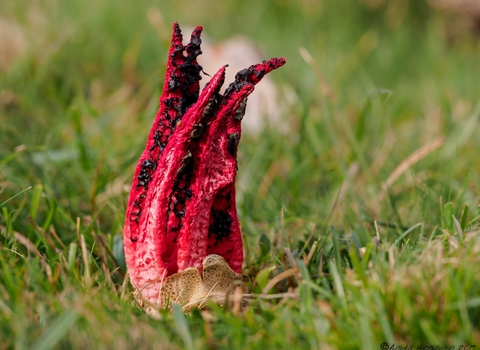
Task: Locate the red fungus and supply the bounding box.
[124,22,285,305]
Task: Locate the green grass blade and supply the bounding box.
[31,310,79,350]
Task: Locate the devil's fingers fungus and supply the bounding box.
[124,22,285,311]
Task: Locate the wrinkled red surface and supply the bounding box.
[124,22,285,302]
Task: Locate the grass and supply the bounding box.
[1,0,480,348]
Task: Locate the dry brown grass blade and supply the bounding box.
[251,292,298,299]
[328,162,359,219]
[80,234,91,287]
[388,248,395,270]
[49,226,67,249]
[231,286,244,316]
[300,220,318,260]
[299,47,336,102]
[284,248,297,269]
[378,135,446,201]
[101,264,117,293]
[468,178,480,197]
[370,129,396,177]
[90,230,108,267]
[257,161,280,199]
[0,225,43,258]
[304,240,318,265]
[96,235,125,278]
[261,268,300,294]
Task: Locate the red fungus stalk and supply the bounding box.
[124,22,285,307]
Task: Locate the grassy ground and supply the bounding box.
[1,0,480,349]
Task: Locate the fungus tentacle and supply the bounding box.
[125,23,203,245]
